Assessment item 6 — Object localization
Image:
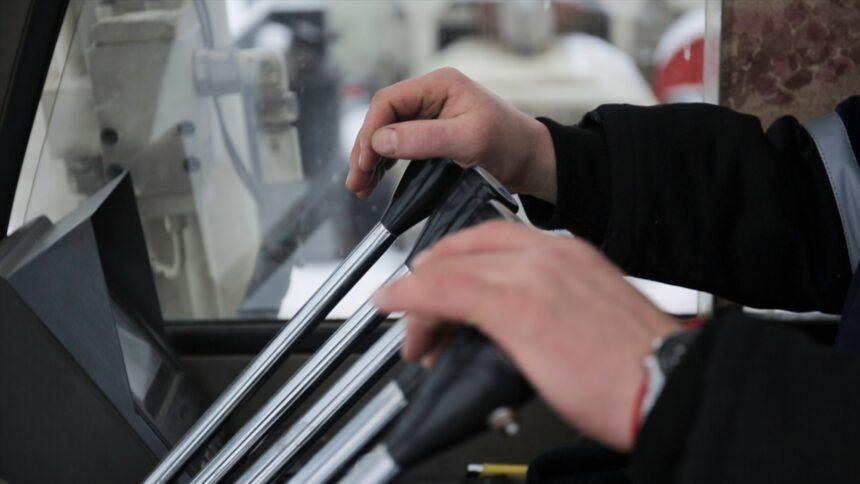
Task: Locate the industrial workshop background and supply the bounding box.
[2,0,859,482]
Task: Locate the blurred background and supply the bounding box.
[10,0,708,322]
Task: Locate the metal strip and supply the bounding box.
[288,382,408,484]
[804,112,860,270]
[0,0,69,239]
[147,223,394,483]
[238,320,407,484]
[191,265,409,484]
[338,445,400,484]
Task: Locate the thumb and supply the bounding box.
[371,118,475,163]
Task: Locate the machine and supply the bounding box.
[0,175,213,482]
[16,0,305,320]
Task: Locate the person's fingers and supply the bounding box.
[411,221,546,267]
[358,68,466,167]
[402,315,465,367]
[346,139,373,193]
[394,253,528,361]
[370,118,475,162]
[419,326,458,368]
[353,156,396,198]
[402,313,441,362]
[355,114,473,195]
[374,263,502,328]
[424,252,534,288]
[347,68,467,195]
[353,76,442,173]
[345,141,361,191]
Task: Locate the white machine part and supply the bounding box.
[401,1,655,125]
[21,0,304,318]
[418,33,656,125]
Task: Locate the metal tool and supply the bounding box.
[239,194,520,483]
[192,168,518,483]
[340,322,534,484]
[190,271,400,484]
[285,366,423,484]
[236,320,410,484]
[146,159,461,483]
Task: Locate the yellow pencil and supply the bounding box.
[466,462,529,478]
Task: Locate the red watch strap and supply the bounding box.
[631,372,648,442]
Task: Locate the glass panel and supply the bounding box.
[15,0,706,321]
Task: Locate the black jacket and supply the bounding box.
[522,97,860,483]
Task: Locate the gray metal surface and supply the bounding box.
[804,111,860,269]
[145,223,393,484]
[191,264,410,484]
[239,320,407,484]
[288,381,408,484]
[338,445,400,484]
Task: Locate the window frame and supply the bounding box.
[0,0,68,241]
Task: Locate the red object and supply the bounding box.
[631,372,649,442]
[652,38,704,103]
[683,316,706,330]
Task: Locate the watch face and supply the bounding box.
[656,328,701,374]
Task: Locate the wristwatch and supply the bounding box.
[656,326,701,374]
[640,326,702,422]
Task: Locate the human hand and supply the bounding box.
[373,222,679,451]
[346,68,557,202]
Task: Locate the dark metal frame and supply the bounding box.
[0,0,69,241]
[166,320,394,356]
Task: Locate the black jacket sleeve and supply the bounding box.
[521,103,853,313]
[629,313,860,484]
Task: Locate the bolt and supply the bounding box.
[183,156,201,173]
[487,406,521,436]
[100,128,119,145]
[177,120,196,136]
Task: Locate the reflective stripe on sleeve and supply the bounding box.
[804,111,860,271]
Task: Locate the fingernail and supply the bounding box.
[358,140,368,171]
[345,171,355,189]
[372,128,398,156]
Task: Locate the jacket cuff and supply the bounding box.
[520,116,611,245]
